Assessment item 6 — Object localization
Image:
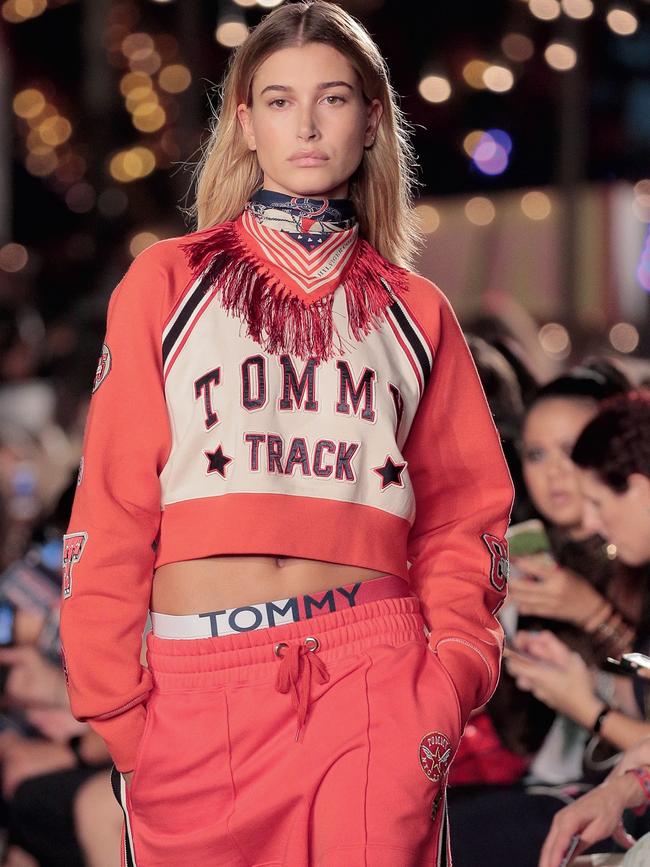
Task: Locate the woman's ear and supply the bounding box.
[237,103,256,151]
[364,98,383,148]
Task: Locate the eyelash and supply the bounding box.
[268,95,346,108]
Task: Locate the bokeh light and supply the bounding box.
[561,0,594,19]
[529,0,561,20]
[465,197,496,226]
[501,33,534,62]
[414,203,441,234]
[545,42,578,71]
[462,60,490,90]
[609,322,639,353]
[0,243,29,272]
[483,65,514,93]
[521,191,552,220]
[2,0,47,23]
[418,75,452,104]
[463,130,484,158]
[471,129,512,176]
[159,64,191,94]
[606,8,638,36]
[13,88,46,119]
[129,231,160,258]
[215,20,248,47]
[109,146,156,182]
[65,182,96,214]
[132,102,166,133]
[538,323,571,357]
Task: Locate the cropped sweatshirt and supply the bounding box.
[60,190,514,772]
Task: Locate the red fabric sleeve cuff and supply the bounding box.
[433,639,495,727]
[87,703,147,773]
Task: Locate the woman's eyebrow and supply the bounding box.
[259,81,355,96]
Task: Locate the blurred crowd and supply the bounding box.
[0,279,648,866]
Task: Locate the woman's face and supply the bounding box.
[237,43,382,200]
[578,468,650,566]
[521,397,596,531]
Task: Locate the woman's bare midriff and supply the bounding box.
[151,555,391,614]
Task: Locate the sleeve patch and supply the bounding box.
[481,533,509,592]
[62,531,88,599]
[92,343,111,393]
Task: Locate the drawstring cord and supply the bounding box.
[274,637,330,741]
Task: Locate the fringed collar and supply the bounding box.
[180,195,408,363]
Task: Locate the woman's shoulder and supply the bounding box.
[395,267,457,339]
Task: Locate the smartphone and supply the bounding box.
[559,834,581,867]
[506,519,554,581]
[507,519,552,558]
[0,601,16,694]
[605,652,650,677]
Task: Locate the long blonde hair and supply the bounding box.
[186,1,422,269]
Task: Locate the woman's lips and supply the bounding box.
[289,151,329,167]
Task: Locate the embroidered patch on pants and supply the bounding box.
[419,731,452,783]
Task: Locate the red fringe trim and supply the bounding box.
[180,221,409,362]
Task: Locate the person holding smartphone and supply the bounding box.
[514,391,650,867]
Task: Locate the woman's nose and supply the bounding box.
[297,105,319,141]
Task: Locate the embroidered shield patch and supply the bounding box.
[92,343,111,393]
[419,731,452,783]
[482,532,509,592]
[62,531,88,599]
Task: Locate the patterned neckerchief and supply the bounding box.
[244,188,357,251]
[239,188,360,302]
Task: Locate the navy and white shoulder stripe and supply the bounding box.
[384,293,434,395]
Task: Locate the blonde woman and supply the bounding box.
[59,2,513,864]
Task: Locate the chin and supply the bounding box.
[282,169,347,199]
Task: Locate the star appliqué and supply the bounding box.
[372,456,407,490]
[204,444,232,478]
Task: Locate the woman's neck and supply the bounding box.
[245,187,357,237]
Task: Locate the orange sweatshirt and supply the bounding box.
[60,210,513,772]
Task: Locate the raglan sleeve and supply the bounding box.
[59,246,172,773]
[402,287,513,728]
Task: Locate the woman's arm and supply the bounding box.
[402,280,514,725]
[505,631,650,752]
[539,772,641,867]
[59,244,173,773]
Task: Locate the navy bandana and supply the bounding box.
[245,188,357,251]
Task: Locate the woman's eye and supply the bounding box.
[323,95,345,105]
[523,448,544,463]
[269,99,288,108]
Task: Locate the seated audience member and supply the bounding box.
[0,474,115,866]
[509,391,650,867]
[448,365,640,867]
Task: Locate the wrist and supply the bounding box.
[623,766,650,815]
[586,699,611,735]
[582,597,613,633]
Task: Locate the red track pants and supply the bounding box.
[111,595,462,866]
